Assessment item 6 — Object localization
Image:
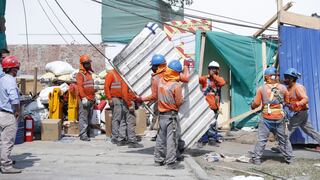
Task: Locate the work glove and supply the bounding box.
[184,58,195,68]
[82,98,88,107]
[135,96,143,103]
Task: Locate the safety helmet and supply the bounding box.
[168,60,183,73]
[151,54,166,65]
[208,60,220,68]
[284,68,301,79]
[264,66,277,75]
[80,54,91,63]
[2,56,20,69]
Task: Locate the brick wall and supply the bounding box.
[8,44,106,75]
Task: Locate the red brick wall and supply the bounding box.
[8,44,106,75]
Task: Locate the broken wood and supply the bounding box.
[253,2,293,37]
[198,32,206,76]
[280,11,320,30]
[218,106,262,128]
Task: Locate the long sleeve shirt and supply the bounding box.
[0,74,20,113]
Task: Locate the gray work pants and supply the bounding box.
[79,101,94,138]
[154,112,181,164]
[150,102,159,130]
[0,111,17,168]
[118,102,137,143]
[110,98,126,141]
[252,118,293,162]
[289,110,320,144]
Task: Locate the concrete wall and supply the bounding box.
[8,44,106,75]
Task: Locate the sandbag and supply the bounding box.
[39,86,59,104]
[40,72,56,82]
[45,61,75,76]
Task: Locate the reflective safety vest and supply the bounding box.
[78,71,95,100]
[109,71,122,98]
[158,79,180,112]
[79,72,94,89]
[261,83,285,119]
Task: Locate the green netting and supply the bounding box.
[0,0,6,49]
[101,0,183,43]
[0,32,6,49]
[0,0,6,16]
[195,31,277,128]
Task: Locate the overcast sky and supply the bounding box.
[5,0,319,45]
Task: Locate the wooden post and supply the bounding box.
[20,79,26,95]
[277,0,283,26]
[198,32,206,76]
[33,67,38,95]
[262,38,267,70]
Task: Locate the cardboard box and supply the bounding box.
[135,108,147,135]
[66,121,80,135]
[105,110,112,137]
[41,119,62,141]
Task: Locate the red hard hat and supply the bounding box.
[2,55,20,68]
[80,54,91,63]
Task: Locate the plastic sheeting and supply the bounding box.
[101,0,183,43]
[195,31,277,128]
[279,25,320,144]
[0,0,6,49]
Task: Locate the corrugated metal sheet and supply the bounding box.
[279,25,320,144]
[113,22,215,148]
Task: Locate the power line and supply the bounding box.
[21,0,30,61]
[106,0,277,32]
[44,0,78,43]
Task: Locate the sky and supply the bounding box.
[5,0,320,45]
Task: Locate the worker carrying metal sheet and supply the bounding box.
[197,60,225,147]
[104,68,143,148]
[0,56,22,174]
[153,60,185,169]
[250,67,293,165]
[271,68,320,152]
[76,54,95,141]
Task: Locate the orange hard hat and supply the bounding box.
[80,54,91,63]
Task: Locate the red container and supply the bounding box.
[24,115,34,142]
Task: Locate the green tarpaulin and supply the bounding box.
[101,0,183,43]
[0,0,6,49]
[195,31,277,128]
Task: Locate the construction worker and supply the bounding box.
[76,54,95,141]
[250,67,293,165]
[197,60,225,147]
[154,60,184,169]
[0,56,21,174]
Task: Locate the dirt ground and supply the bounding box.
[187,131,320,180]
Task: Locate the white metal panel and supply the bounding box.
[113,23,215,148]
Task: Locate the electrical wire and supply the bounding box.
[37,0,69,44]
[44,0,78,44]
[106,0,277,32]
[21,0,30,61]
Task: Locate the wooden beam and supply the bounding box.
[280,11,320,30]
[253,2,293,37]
[198,32,206,76]
[33,67,38,95]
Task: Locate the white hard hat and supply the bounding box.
[208,61,220,68]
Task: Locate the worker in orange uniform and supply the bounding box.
[197,61,225,147]
[76,54,95,141]
[154,60,184,169]
[250,67,293,165]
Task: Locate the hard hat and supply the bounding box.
[264,66,277,75]
[151,54,166,65]
[2,56,20,69]
[168,60,183,73]
[208,61,220,68]
[80,54,91,63]
[284,68,301,79]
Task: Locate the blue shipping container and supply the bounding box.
[279,25,320,144]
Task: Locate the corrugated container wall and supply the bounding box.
[279,25,320,144]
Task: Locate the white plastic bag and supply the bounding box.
[45,61,75,76]
[39,86,59,104]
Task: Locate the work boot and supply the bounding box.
[166,162,185,170]
[271,146,281,153]
[80,136,91,141]
[128,142,144,148]
[0,166,22,174]
[154,161,164,166]
[285,157,294,164]
[176,156,184,162]
[117,140,127,146]
[111,139,118,144]
[249,158,261,165]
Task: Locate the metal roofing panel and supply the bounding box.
[279,25,320,144]
[113,22,215,148]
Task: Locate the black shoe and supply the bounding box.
[128,142,144,148]
[177,156,184,162]
[111,139,118,144]
[249,158,261,165]
[166,162,185,169]
[0,166,22,174]
[117,140,127,146]
[80,136,91,141]
[271,147,281,153]
[154,161,165,166]
[136,136,142,142]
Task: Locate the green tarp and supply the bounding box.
[0,0,6,49]
[101,0,183,43]
[195,31,277,128]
